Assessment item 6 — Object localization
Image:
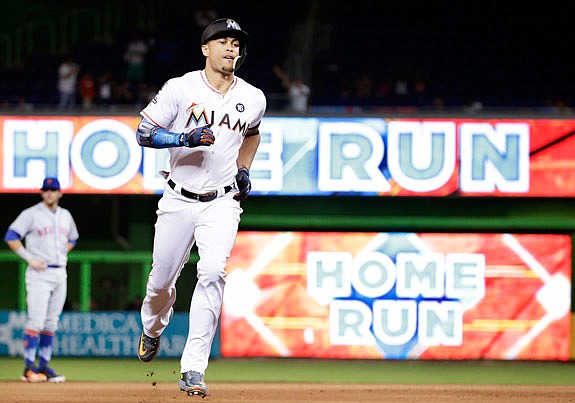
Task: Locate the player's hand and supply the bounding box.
[233,168,251,201]
[180,125,215,147]
[29,258,47,271]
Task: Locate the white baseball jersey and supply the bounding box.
[8,202,79,267]
[141,69,266,193]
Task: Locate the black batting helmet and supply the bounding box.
[201,18,249,70]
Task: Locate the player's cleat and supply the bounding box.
[21,366,47,383]
[39,366,66,383]
[179,370,209,398]
[137,331,160,362]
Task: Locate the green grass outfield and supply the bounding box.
[1,357,575,385]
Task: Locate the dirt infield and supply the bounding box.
[3,382,575,403]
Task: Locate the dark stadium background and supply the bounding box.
[1,0,573,111]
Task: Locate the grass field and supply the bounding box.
[2,357,575,385]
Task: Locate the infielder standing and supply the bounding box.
[4,177,79,383]
[135,18,266,397]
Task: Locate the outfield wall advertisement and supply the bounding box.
[0,232,571,360]
[1,115,574,197]
[221,232,572,360]
[0,311,220,358]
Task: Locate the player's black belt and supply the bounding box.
[47,264,63,268]
[168,179,232,202]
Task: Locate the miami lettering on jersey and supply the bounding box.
[185,104,248,135]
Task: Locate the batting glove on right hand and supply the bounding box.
[233,168,251,201]
[180,125,215,147]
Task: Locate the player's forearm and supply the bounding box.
[237,134,260,170]
[136,118,182,149]
[6,240,33,263]
[6,239,24,253]
[136,119,215,149]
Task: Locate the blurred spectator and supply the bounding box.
[393,77,409,104]
[123,32,149,83]
[287,80,311,113]
[113,80,135,105]
[540,98,559,113]
[540,98,573,114]
[57,56,80,109]
[337,80,353,102]
[555,100,573,114]
[353,72,374,100]
[16,96,34,112]
[412,76,428,105]
[374,79,392,101]
[273,65,311,113]
[97,71,113,108]
[78,72,96,110]
[431,97,445,111]
[464,99,484,113]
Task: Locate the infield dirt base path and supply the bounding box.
[3,382,575,403]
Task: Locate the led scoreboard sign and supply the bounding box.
[1,116,573,197]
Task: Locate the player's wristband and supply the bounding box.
[151,127,182,148]
[137,120,182,148]
[15,247,33,263]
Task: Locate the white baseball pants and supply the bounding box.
[141,185,242,375]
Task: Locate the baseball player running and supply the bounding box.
[135,18,266,397]
[4,177,79,383]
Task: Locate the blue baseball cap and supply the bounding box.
[41,177,61,191]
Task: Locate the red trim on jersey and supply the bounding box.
[141,111,165,129]
[200,70,237,95]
